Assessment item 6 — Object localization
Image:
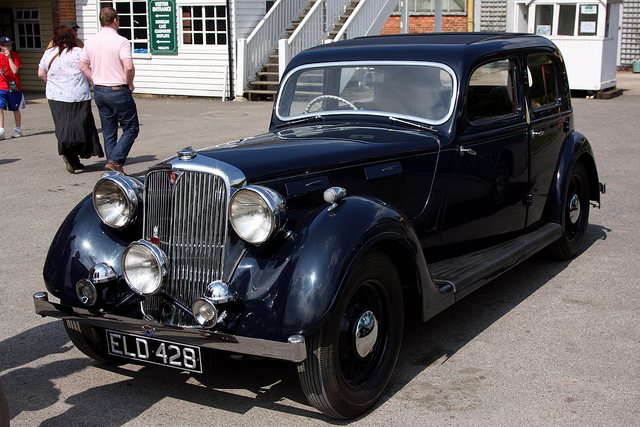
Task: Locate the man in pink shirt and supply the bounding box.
[80,6,139,174]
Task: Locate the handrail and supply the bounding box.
[325,0,348,32]
[333,0,399,41]
[244,0,308,87]
[280,0,354,80]
[241,0,401,92]
[288,0,325,58]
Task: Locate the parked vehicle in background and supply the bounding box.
[34,33,604,419]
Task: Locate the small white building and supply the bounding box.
[511,0,622,91]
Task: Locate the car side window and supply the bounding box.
[527,54,560,110]
[467,59,518,123]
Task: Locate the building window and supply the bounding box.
[535,5,554,35]
[535,3,600,37]
[101,1,149,54]
[557,5,577,36]
[182,6,227,45]
[407,0,466,13]
[577,5,598,36]
[14,8,41,50]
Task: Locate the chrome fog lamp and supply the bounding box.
[76,279,98,306]
[75,263,118,306]
[192,281,236,328]
[192,299,219,327]
[93,175,143,229]
[122,240,167,295]
[89,263,117,284]
[229,186,287,245]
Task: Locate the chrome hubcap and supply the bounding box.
[568,193,581,224]
[354,310,378,358]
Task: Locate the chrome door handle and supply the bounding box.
[457,146,477,156]
[530,129,545,137]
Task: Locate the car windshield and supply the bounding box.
[276,61,456,125]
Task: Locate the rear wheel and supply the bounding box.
[548,163,590,260]
[298,250,403,419]
[63,319,123,364]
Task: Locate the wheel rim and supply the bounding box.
[338,282,387,387]
[568,193,581,224]
[565,173,585,240]
[354,310,379,358]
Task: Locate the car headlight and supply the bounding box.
[93,175,142,229]
[122,240,167,295]
[229,186,287,245]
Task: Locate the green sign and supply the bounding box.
[148,0,177,54]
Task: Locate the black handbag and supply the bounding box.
[6,79,18,92]
[0,68,19,92]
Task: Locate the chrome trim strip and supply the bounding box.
[33,293,307,363]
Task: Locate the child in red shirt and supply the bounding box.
[0,36,25,139]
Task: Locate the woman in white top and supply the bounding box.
[38,25,103,174]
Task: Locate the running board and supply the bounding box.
[429,223,562,301]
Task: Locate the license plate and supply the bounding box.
[106,330,203,373]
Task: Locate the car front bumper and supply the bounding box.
[33,292,307,363]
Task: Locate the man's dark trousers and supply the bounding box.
[94,85,139,166]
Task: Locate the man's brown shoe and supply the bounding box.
[105,161,125,174]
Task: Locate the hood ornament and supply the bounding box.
[177,147,197,160]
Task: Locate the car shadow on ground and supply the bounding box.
[2,223,609,424]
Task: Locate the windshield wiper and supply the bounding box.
[389,116,438,134]
[275,115,324,129]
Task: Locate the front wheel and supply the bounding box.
[298,250,404,419]
[547,162,590,260]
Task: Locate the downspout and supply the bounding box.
[468,0,475,32]
[226,0,235,99]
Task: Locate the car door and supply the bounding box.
[525,51,571,227]
[441,57,529,252]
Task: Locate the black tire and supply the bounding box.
[298,250,404,419]
[547,162,590,260]
[63,319,124,364]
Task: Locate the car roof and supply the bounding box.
[284,33,558,76]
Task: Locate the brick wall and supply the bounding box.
[381,15,469,34]
[50,0,77,26]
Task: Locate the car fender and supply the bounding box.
[232,195,444,342]
[42,195,140,304]
[544,131,601,226]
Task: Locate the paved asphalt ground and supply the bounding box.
[1,73,639,426]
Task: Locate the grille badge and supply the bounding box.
[151,226,160,245]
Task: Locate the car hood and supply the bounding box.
[195,125,440,183]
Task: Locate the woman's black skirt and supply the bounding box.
[49,99,103,159]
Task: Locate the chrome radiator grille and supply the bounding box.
[142,169,228,327]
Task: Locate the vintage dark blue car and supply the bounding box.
[35,33,604,419]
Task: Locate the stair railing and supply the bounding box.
[333,0,400,41]
[237,0,308,92]
[279,0,326,79]
[279,0,358,80]
[239,0,401,93]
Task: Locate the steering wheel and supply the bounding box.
[304,95,358,114]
